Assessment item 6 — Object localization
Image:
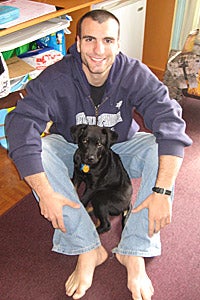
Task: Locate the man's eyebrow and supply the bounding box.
[104,36,116,40]
[82,35,116,41]
[82,35,95,39]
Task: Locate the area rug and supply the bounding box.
[0,98,200,300]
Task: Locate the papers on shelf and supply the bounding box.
[0,0,56,29]
[0,18,71,52]
[21,49,63,72]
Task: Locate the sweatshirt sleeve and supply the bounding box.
[5,76,53,179]
[128,61,192,157]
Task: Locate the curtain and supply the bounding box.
[171,0,200,50]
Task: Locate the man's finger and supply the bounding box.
[148,218,155,237]
[166,215,171,225]
[132,201,147,213]
[58,223,66,233]
[51,218,59,229]
[160,217,166,228]
[52,216,66,233]
[64,199,80,209]
[154,220,161,233]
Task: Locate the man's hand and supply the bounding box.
[132,155,182,237]
[25,172,80,233]
[39,191,80,233]
[133,193,172,237]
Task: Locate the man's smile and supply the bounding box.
[89,56,105,63]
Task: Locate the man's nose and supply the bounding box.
[94,41,105,55]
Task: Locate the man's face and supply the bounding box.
[77,17,120,83]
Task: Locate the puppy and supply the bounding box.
[70,124,133,234]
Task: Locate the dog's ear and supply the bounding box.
[102,128,118,147]
[70,124,88,143]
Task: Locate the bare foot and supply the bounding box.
[65,246,108,299]
[116,254,154,300]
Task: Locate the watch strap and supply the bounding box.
[152,186,172,195]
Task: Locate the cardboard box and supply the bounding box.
[6,56,35,79]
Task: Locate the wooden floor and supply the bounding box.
[0,146,31,215]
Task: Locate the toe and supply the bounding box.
[72,288,86,299]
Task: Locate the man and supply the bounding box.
[6,10,192,300]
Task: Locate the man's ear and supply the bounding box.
[77,36,81,53]
[117,40,121,55]
[102,128,118,148]
[70,124,88,143]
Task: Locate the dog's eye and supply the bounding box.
[82,138,88,144]
[97,141,102,148]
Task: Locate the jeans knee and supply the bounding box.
[41,138,55,168]
[148,142,158,164]
[41,134,58,154]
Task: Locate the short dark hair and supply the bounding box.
[77,9,120,38]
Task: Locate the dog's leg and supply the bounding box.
[96,216,111,234]
[121,203,132,229]
[80,193,91,207]
[71,170,83,190]
[122,210,128,229]
[93,204,111,234]
[81,187,96,207]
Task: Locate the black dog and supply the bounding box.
[70,124,133,234]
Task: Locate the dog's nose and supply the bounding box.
[88,155,95,163]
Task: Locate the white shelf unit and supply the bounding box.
[0,18,70,52]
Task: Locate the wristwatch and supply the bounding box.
[152,186,172,195]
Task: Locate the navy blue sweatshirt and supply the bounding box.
[5,43,192,178]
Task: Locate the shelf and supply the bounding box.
[0,18,70,52]
[0,1,101,37]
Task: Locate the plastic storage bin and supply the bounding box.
[0,6,20,25]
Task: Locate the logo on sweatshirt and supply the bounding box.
[76,111,123,128]
[116,100,123,109]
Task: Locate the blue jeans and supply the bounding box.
[40,132,169,257]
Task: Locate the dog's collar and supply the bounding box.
[80,164,90,173]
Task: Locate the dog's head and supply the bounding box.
[70,125,118,165]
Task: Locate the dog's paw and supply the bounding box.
[86,206,94,214]
[97,223,111,234]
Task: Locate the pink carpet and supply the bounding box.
[0,97,200,300]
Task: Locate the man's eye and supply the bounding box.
[105,39,113,44]
[85,37,93,42]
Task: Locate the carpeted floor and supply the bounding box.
[0,97,200,300]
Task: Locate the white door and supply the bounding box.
[92,0,147,60]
